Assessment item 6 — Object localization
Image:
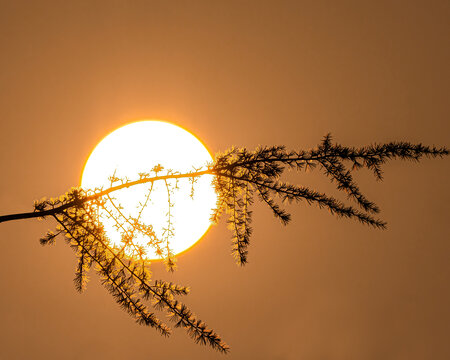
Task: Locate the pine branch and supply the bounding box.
[211,135,448,264]
[62,203,229,353]
[0,134,447,353]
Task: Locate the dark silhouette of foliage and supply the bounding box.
[0,134,448,353]
[211,134,448,264]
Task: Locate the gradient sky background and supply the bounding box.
[0,1,449,359]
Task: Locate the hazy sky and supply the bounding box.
[0,1,449,359]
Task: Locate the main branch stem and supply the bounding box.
[0,169,213,223]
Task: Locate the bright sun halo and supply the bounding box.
[81,120,217,260]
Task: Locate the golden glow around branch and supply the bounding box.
[81,120,217,260]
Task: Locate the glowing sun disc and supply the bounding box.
[81,120,217,260]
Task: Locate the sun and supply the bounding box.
[81,120,217,260]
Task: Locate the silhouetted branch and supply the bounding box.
[0,134,448,353]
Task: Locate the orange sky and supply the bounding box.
[0,1,449,359]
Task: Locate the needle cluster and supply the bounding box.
[211,134,448,264]
[36,188,229,353]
